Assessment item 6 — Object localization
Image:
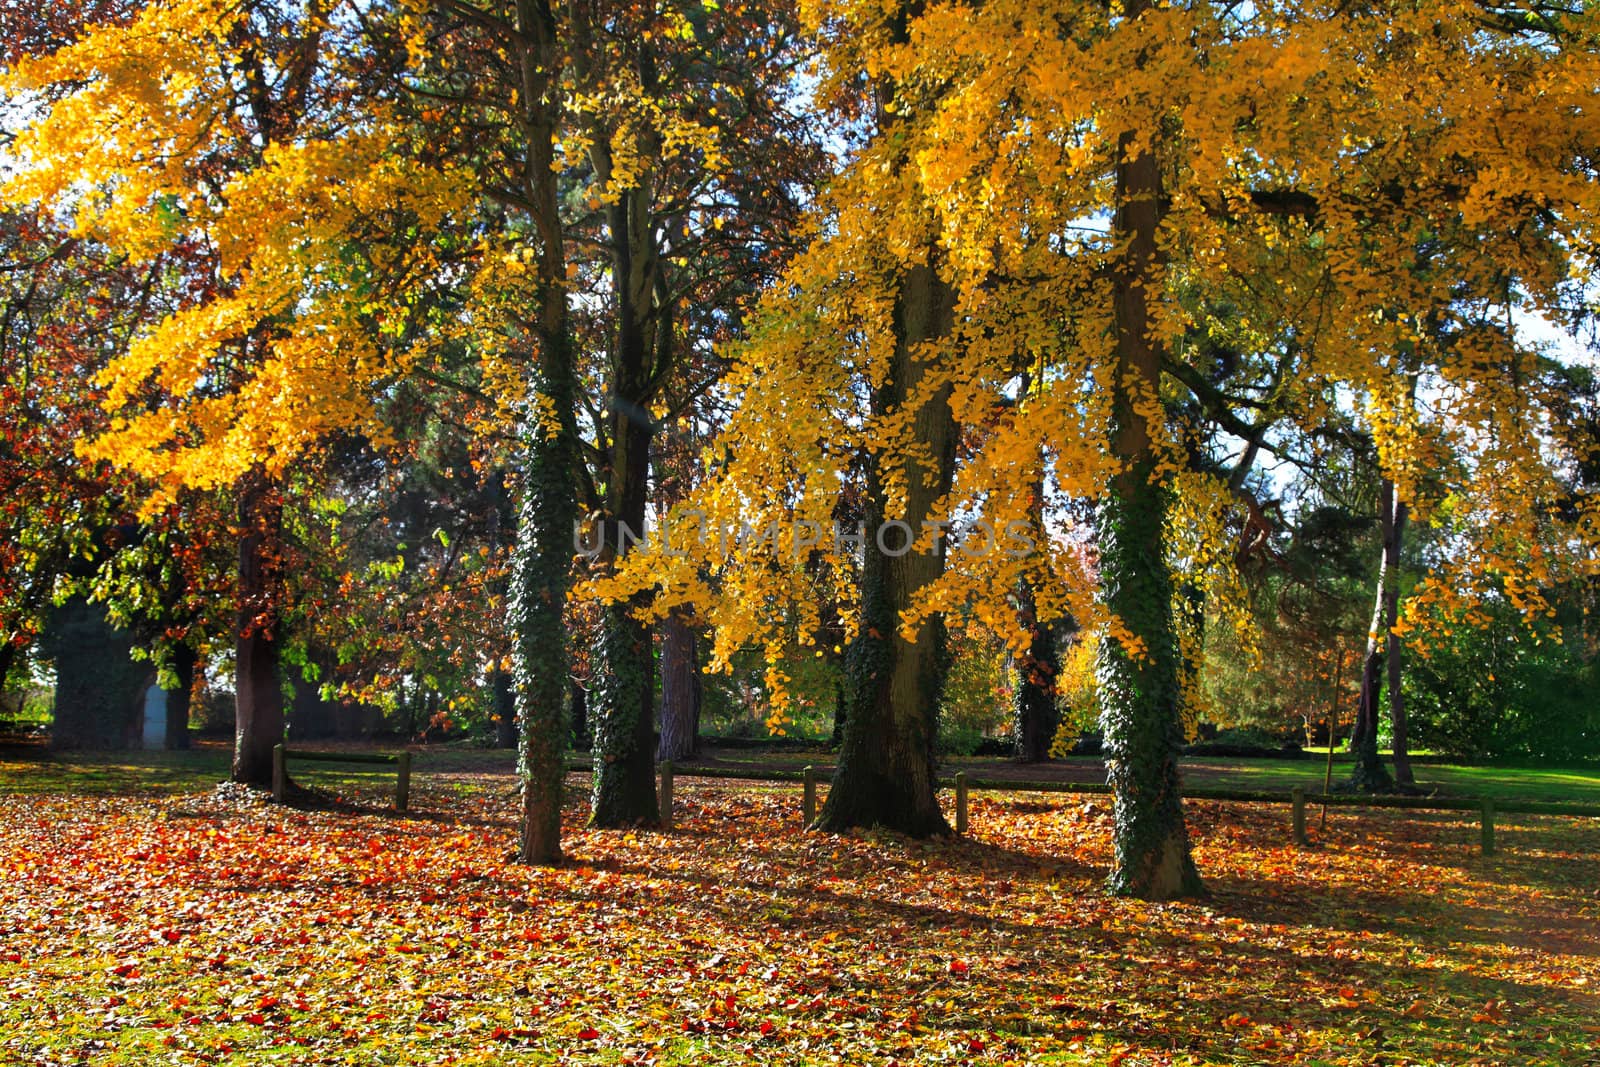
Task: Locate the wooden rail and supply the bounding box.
[559,759,1600,856]
[272,744,413,812]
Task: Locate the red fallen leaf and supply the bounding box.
[244,1012,265,1025]
[576,1026,600,1040]
[110,963,140,979]
[490,1026,511,1041]
[2,952,19,964]
[255,995,279,1011]
[160,929,181,943]
[759,1020,775,1036]
[967,1037,986,1052]
[949,959,969,975]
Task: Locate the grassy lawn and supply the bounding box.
[1162,758,1600,805]
[6,741,1599,808]
[694,746,1600,805]
[1,759,1597,1065]
[0,742,412,802]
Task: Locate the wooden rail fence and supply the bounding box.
[272,744,413,813]
[266,752,1595,855]
[575,760,1600,857]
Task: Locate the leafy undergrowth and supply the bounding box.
[1,774,1597,1065]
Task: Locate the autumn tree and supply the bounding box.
[4,0,468,783]
[608,0,1600,901]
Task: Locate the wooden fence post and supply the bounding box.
[272,743,286,804]
[802,765,816,827]
[1481,798,1495,856]
[955,772,969,836]
[1292,786,1307,845]
[659,761,674,830]
[395,750,412,813]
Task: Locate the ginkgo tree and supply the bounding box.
[608,0,1600,899]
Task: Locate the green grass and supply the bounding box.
[1167,755,1600,803]
[3,741,1598,807]
[675,746,1600,804]
[0,741,409,801]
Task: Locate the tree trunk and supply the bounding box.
[588,175,662,827]
[488,469,518,751]
[492,667,517,748]
[657,606,701,761]
[1012,593,1059,763]
[570,679,590,750]
[507,0,578,866]
[165,643,196,750]
[830,676,846,748]
[232,470,285,786]
[46,596,149,750]
[1348,477,1397,792]
[1098,55,1204,899]
[509,338,576,862]
[1385,493,1414,787]
[288,654,339,740]
[816,259,956,837]
[0,644,14,710]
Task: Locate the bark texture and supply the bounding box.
[1384,490,1414,787]
[1348,477,1400,793]
[657,606,702,762]
[232,470,285,786]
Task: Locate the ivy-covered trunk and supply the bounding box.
[233,469,285,786]
[590,596,657,825]
[657,607,701,762]
[509,341,577,863]
[817,260,955,837]
[46,596,149,751]
[589,186,660,828]
[1099,75,1204,900]
[507,0,578,866]
[1348,477,1398,792]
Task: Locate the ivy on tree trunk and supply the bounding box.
[588,181,662,829]
[817,260,955,837]
[1099,67,1205,900]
